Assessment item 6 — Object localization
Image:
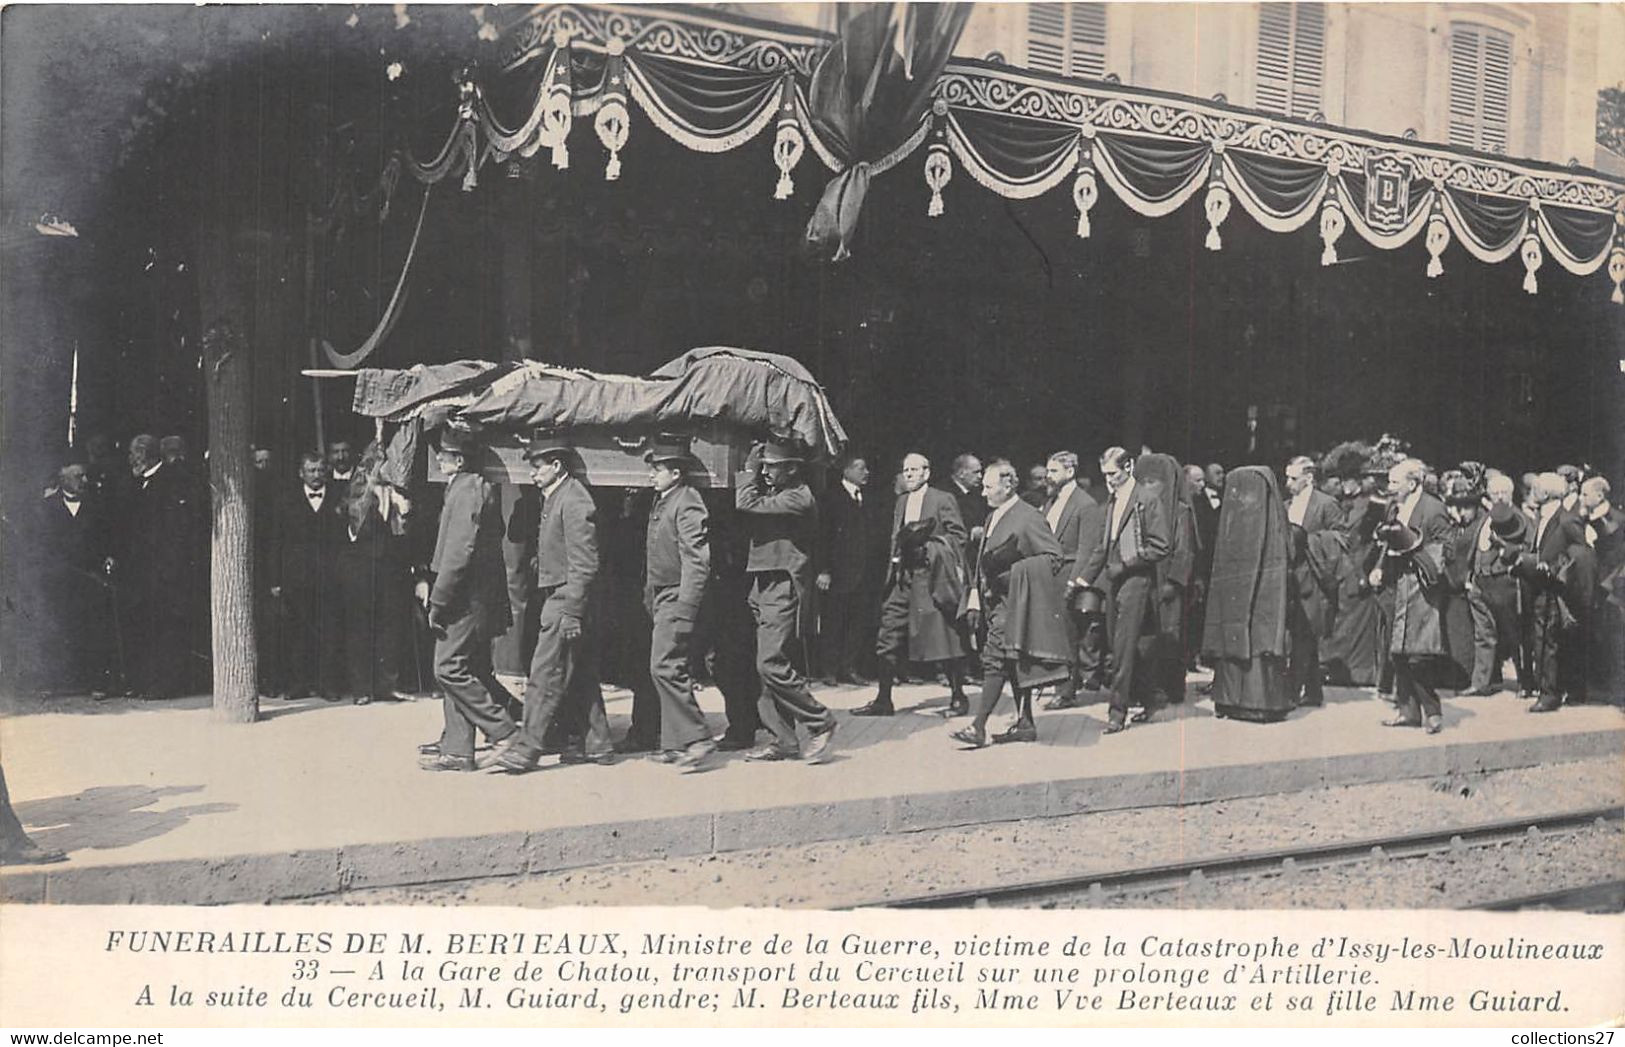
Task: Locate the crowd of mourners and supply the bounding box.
[18,428,1624,770]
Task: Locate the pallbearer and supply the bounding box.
[642,438,715,769]
[735,440,838,763]
[420,428,518,771]
[494,434,612,772]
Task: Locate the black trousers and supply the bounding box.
[1393,654,1440,721]
[337,562,404,699]
[283,583,341,697]
[823,586,876,678]
[1105,572,1156,723]
[1287,599,1324,705]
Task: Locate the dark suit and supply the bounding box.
[1517,505,1590,701]
[1446,509,1523,692]
[512,475,609,760]
[276,482,345,698]
[973,498,1065,669]
[1188,486,1221,667]
[644,483,712,751]
[1285,487,1343,706]
[36,493,114,693]
[1585,506,1625,698]
[877,486,968,665]
[1383,492,1453,722]
[820,482,885,680]
[1081,478,1171,725]
[334,509,405,699]
[1041,482,1101,701]
[736,471,831,753]
[430,471,517,759]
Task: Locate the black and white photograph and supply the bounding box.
[1,0,1622,1032]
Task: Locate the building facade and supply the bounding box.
[733,3,1621,170]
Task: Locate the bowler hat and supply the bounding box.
[759,439,805,464]
[1376,520,1422,555]
[643,436,692,465]
[1489,502,1523,541]
[436,427,480,455]
[523,430,573,461]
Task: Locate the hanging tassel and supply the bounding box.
[1609,247,1624,305]
[1204,182,1230,251]
[924,142,951,218]
[595,102,628,181]
[772,76,803,200]
[544,31,574,171]
[1072,166,1097,239]
[1521,235,1542,295]
[1319,201,1345,266]
[1425,215,1449,278]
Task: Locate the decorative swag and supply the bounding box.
[335,1,1625,340]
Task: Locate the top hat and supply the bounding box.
[435,427,480,455]
[1375,520,1422,555]
[523,430,574,461]
[1441,472,1479,507]
[643,436,692,466]
[759,439,805,464]
[1489,501,1524,541]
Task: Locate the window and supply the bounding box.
[1026,3,1108,80]
[1255,3,1325,118]
[1448,23,1512,153]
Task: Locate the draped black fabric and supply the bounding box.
[950,109,1079,185]
[804,3,969,258]
[1094,133,1209,203]
[1448,189,1529,252]
[1226,149,1327,214]
[1202,466,1289,661]
[1540,204,1616,261]
[633,52,781,137]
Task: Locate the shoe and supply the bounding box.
[1102,719,1128,735]
[417,740,442,756]
[1466,685,1500,697]
[1129,706,1160,725]
[614,734,658,754]
[677,738,718,771]
[993,722,1037,744]
[0,840,68,866]
[848,672,875,686]
[744,744,799,762]
[389,690,419,702]
[1424,715,1443,734]
[476,737,524,769]
[354,695,372,706]
[852,699,894,717]
[1297,695,1324,708]
[419,753,476,772]
[832,674,857,686]
[492,746,542,774]
[1382,716,1422,728]
[716,733,757,752]
[1081,674,1107,693]
[1043,693,1081,711]
[650,750,683,764]
[560,749,616,766]
[944,694,970,718]
[949,725,988,748]
[1528,694,1563,713]
[804,723,838,764]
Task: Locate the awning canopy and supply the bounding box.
[421,2,1622,304]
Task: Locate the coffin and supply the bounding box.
[429,422,751,488]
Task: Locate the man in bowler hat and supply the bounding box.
[735,439,838,763]
[419,428,518,771]
[494,434,612,772]
[643,438,716,767]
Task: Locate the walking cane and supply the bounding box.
[103,565,128,696]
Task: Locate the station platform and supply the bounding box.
[3,675,1620,904]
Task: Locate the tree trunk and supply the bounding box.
[196,21,260,723]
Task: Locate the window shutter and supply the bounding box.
[1448,23,1513,154]
[1026,3,1107,79]
[1027,3,1066,75]
[1256,3,1324,118]
[1068,4,1108,79]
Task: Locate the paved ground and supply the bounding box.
[2,674,1620,903]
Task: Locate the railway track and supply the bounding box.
[848,804,1623,911]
